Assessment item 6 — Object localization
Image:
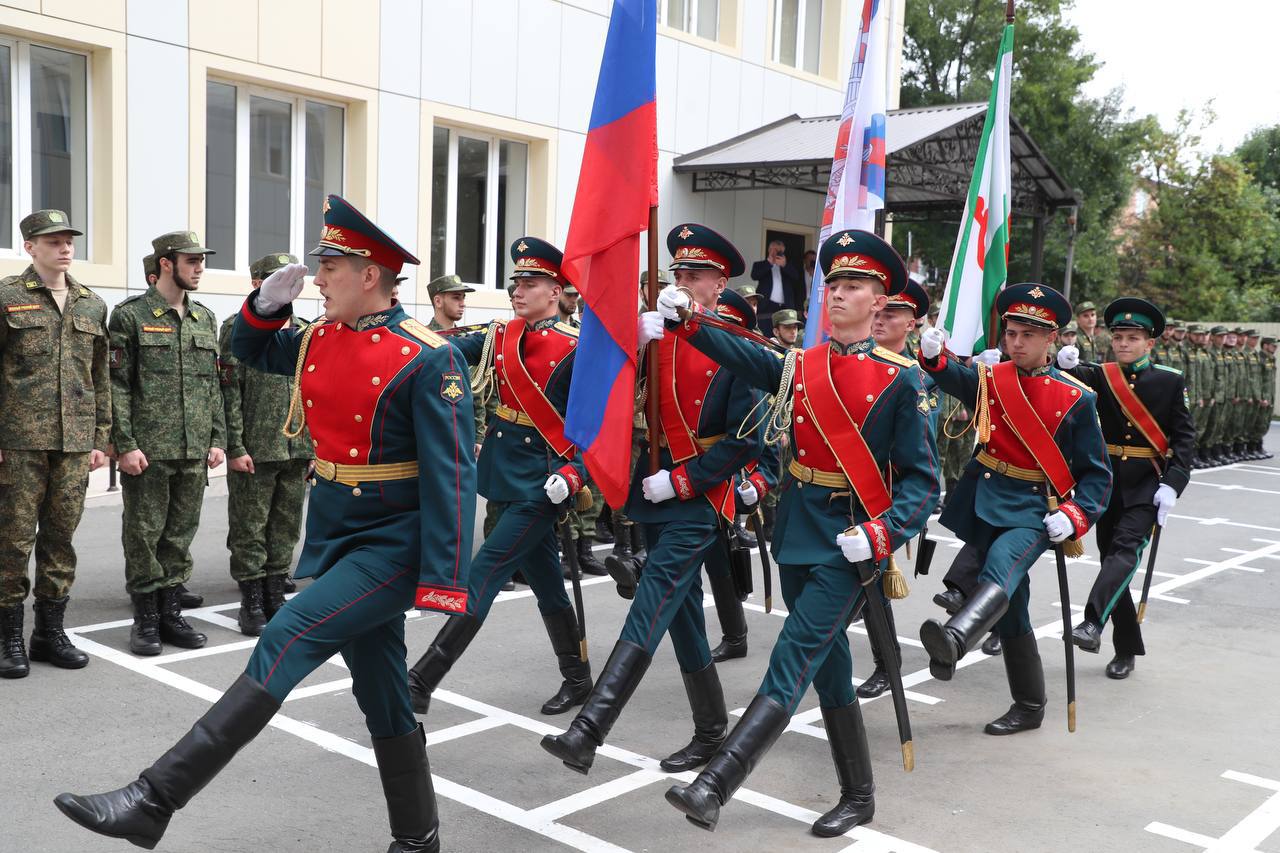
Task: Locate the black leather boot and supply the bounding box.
[576,537,608,576]
[29,596,89,669]
[0,603,30,678]
[605,521,640,600]
[540,641,651,774]
[54,674,280,849]
[734,518,757,549]
[236,580,268,637]
[856,603,899,699]
[920,582,1008,680]
[932,587,966,614]
[129,592,162,657]
[708,572,747,662]
[631,522,647,565]
[594,516,614,545]
[374,724,440,853]
[158,587,206,649]
[981,631,1003,655]
[541,605,594,715]
[408,614,482,715]
[984,631,1046,735]
[811,702,875,836]
[611,517,633,560]
[1260,442,1274,460]
[282,574,297,593]
[665,694,790,831]
[1071,618,1102,653]
[761,503,775,540]
[1106,653,1135,679]
[262,574,287,620]
[175,584,202,608]
[659,662,728,772]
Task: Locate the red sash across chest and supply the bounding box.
[985,361,1082,495]
[494,319,576,458]
[657,335,735,521]
[299,322,421,464]
[1100,362,1169,454]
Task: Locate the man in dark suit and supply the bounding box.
[750,240,804,336]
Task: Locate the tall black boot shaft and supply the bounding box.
[29,596,89,669]
[985,631,1046,735]
[0,603,30,678]
[374,724,439,853]
[856,603,898,699]
[408,614,482,714]
[708,572,747,662]
[664,694,791,831]
[811,702,875,836]
[540,605,593,715]
[540,641,651,773]
[920,581,1008,680]
[576,537,608,576]
[659,662,728,772]
[611,518,633,559]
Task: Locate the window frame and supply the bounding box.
[433,124,529,291]
[658,0,720,42]
[206,77,347,274]
[771,0,822,75]
[0,34,94,259]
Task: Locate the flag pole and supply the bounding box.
[1006,0,1014,22]
[646,205,661,474]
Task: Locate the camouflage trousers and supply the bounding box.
[936,400,976,483]
[483,499,507,540]
[567,481,603,541]
[121,458,207,595]
[0,449,90,607]
[1193,401,1213,445]
[226,459,309,582]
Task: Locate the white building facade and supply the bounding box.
[0,0,903,323]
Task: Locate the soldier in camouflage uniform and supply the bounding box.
[1240,329,1270,459]
[218,253,313,636]
[1259,336,1277,459]
[143,253,158,286]
[111,230,226,655]
[0,210,108,677]
[1184,325,1213,467]
[1223,328,1247,462]
[1169,321,1190,373]
[1201,326,1228,465]
[735,281,762,329]
[1074,301,1112,363]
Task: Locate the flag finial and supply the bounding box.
[1006,0,1015,23]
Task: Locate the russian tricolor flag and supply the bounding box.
[563,0,658,509]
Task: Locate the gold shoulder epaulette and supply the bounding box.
[1057,371,1093,394]
[873,346,916,368]
[400,317,446,349]
[554,321,580,337]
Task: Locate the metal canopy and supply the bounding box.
[672,102,1080,219]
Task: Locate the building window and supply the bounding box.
[204,80,344,273]
[429,126,528,289]
[661,0,719,41]
[0,38,89,256]
[773,0,822,75]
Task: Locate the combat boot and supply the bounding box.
[981,631,1003,655]
[262,574,287,620]
[576,537,608,576]
[734,518,757,549]
[708,572,747,662]
[919,582,1009,681]
[129,592,162,657]
[0,603,30,678]
[1260,441,1274,460]
[541,605,593,715]
[174,584,202,608]
[55,674,280,849]
[811,702,875,836]
[408,614,482,715]
[856,603,899,699]
[282,574,297,593]
[236,580,267,637]
[374,724,440,853]
[158,587,207,649]
[984,631,1046,735]
[664,694,790,831]
[660,662,728,772]
[29,596,89,669]
[631,522,648,565]
[761,503,775,540]
[594,515,614,545]
[1234,441,1248,462]
[605,520,640,600]
[540,641,650,774]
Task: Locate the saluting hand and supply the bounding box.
[920,327,946,359]
[656,285,689,322]
[256,262,309,314]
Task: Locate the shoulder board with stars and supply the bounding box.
[872,346,916,369]
[554,321,580,337]
[400,317,446,349]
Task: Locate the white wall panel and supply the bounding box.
[422,0,472,107]
[470,0,519,117]
[126,0,187,45]
[126,36,188,291]
[554,129,586,244]
[377,92,421,289]
[737,62,765,133]
[515,0,562,127]
[655,35,678,152]
[379,0,422,97]
[557,5,608,134]
[672,44,712,153]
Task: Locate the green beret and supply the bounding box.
[20,209,82,239]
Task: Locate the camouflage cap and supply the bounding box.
[639,269,671,286]
[20,209,82,239]
[1169,320,1186,331]
[142,253,157,280]
[1209,325,1228,335]
[1074,301,1096,314]
[562,282,579,295]
[250,252,299,280]
[1061,321,1079,333]
[772,308,801,326]
[1244,328,1259,337]
[152,230,214,256]
[1262,336,1276,345]
[427,274,475,298]
[736,281,760,299]
[1232,326,1247,335]
[1187,323,1205,333]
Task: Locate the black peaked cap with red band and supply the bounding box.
[309,194,419,273]
[818,229,907,296]
[667,223,746,278]
[997,282,1071,330]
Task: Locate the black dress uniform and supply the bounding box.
[1063,298,1194,678]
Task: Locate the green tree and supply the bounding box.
[895,0,1152,306]
[1236,125,1280,193]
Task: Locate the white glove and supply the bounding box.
[1043,511,1074,543]
[975,348,1002,367]
[543,474,570,505]
[1153,483,1176,526]
[656,284,690,322]
[737,480,759,507]
[256,262,309,314]
[1057,344,1080,370]
[638,311,665,347]
[836,528,873,563]
[642,470,676,503]
[920,327,946,359]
